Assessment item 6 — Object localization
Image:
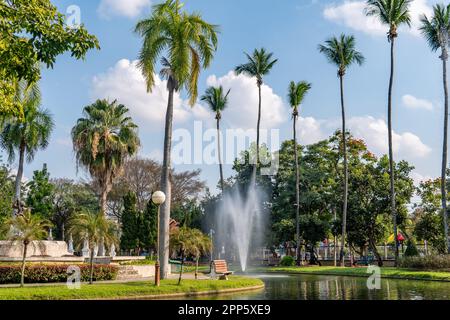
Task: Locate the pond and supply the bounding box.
[193,273,450,300]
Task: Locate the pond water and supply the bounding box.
[193,273,450,300]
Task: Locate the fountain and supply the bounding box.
[216,172,266,271]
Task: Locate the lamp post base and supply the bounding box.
[155,261,160,287]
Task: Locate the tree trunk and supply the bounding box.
[369,238,383,267]
[99,185,108,216]
[160,86,174,280]
[256,83,262,167]
[339,74,349,267]
[293,112,302,266]
[441,53,450,253]
[387,37,399,266]
[89,249,95,284]
[13,141,25,216]
[195,257,199,280]
[178,252,184,285]
[217,117,225,191]
[20,241,28,287]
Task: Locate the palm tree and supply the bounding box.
[235,48,278,168]
[287,81,312,266]
[366,0,411,266]
[134,0,218,280]
[71,99,140,216]
[0,80,54,215]
[1,209,51,287]
[319,34,364,267]
[201,86,231,191]
[68,211,118,284]
[420,4,450,254]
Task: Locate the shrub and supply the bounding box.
[404,241,419,257]
[0,264,118,284]
[399,255,450,270]
[280,255,295,267]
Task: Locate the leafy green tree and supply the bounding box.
[299,215,330,265]
[420,4,450,253]
[201,86,230,191]
[25,164,54,220]
[0,158,13,223]
[135,0,218,279]
[235,48,277,167]
[287,80,312,265]
[1,209,51,287]
[365,0,412,266]
[71,99,140,216]
[69,212,118,284]
[319,34,364,266]
[0,0,99,117]
[140,200,157,254]
[120,192,141,254]
[0,81,54,212]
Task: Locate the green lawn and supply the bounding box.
[266,266,450,282]
[0,276,263,300]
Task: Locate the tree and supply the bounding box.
[299,215,330,265]
[0,0,99,117]
[169,227,211,284]
[365,0,412,267]
[135,0,218,279]
[68,212,118,284]
[0,80,54,213]
[120,192,141,254]
[1,210,51,287]
[235,48,278,167]
[287,80,312,266]
[25,164,54,220]
[419,3,450,253]
[201,86,230,191]
[319,34,364,266]
[0,158,13,224]
[71,99,140,216]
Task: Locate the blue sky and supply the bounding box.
[5,0,447,195]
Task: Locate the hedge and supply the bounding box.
[399,255,450,270]
[0,264,119,284]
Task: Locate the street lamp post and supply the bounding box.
[152,191,166,287]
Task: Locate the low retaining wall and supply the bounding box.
[0,241,72,258]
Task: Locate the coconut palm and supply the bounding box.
[201,86,231,191]
[134,0,218,279]
[420,4,450,254]
[1,209,51,287]
[319,34,364,267]
[287,81,312,266]
[68,211,118,284]
[71,99,140,216]
[0,80,54,215]
[235,48,278,168]
[366,0,411,266]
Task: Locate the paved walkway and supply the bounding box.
[0,273,211,288]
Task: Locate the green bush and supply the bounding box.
[399,255,450,270]
[0,264,118,284]
[404,240,419,257]
[280,255,295,267]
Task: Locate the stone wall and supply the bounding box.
[0,241,72,258]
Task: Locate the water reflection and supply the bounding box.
[191,274,450,300]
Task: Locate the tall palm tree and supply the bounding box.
[135,0,218,280]
[201,86,230,191]
[420,4,450,253]
[68,211,118,284]
[287,81,312,266]
[71,99,140,216]
[2,209,51,287]
[235,48,278,168]
[0,80,54,215]
[366,0,411,266]
[319,34,364,267]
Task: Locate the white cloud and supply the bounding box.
[98,0,151,19]
[55,138,72,148]
[296,115,431,160]
[205,71,287,130]
[411,171,432,186]
[91,59,195,131]
[402,94,433,110]
[323,0,433,37]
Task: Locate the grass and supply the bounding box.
[0,276,263,300]
[266,266,450,282]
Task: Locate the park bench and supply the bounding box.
[357,255,374,266]
[210,260,233,280]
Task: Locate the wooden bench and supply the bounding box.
[210,260,233,280]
